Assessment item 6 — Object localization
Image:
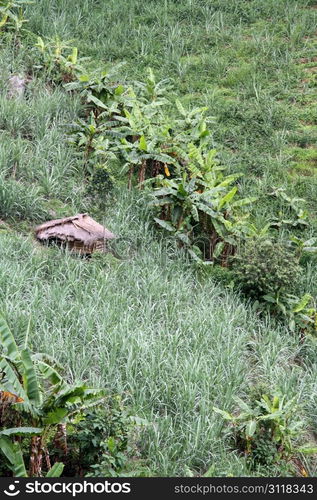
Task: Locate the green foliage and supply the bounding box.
[65,63,126,111]
[214,391,317,469]
[260,291,317,336]
[62,400,146,477]
[67,66,214,189]
[0,313,105,476]
[233,239,301,299]
[200,264,235,288]
[33,36,84,83]
[147,149,255,262]
[269,188,309,230]
[86,164,114,202]
[0,0,29,33]
[66,63,257,263]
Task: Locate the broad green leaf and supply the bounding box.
[153,218,175,232]
[175,99,187,117]
[213,407,233,420]
[87,94,108,110]
[36,36,45,51]
[292,294,312,313]
[0,427,43,437]
[139,135,147,152]
[234,397,253,414]
[0,313,19,361]
[187,248,203,262]
[217,174,241,188]
[43,407,68,425]
[32,353,64,372]
[46,462,65,477]
[210,221,225,239]
[262,294,276,304]
[213,241,225,259]
[245,420,257,437]
[196,203,217,218]
[115,85,125,95]
[176,233,190,245]
[11,442,27,477]
[0,435,16,464]
[36,360,65,388]
[54,385,103,407]
[218,187,237,209]
[258,411,283,421]
[0,13,9,29]
[21,348,41,405]
[0,437,27,477]
[67,47,78,64]
[231,197,257,208]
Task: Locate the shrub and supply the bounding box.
[86,164,114,201]
[54,397,143,477]
[233,239,301,299]
[214,389,317,471]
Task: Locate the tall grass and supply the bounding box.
[1,191,316,475]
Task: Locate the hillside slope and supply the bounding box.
[0,0,316,476]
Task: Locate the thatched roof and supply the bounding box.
[35,213,116,245]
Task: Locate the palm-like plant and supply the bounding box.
[0,314,104,476]
[148,146,256,262]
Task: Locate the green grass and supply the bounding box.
[1,0,317,476]
[1,193,317,476]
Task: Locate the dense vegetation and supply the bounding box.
[0,0,317,477]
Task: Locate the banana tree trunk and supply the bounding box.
[128,165,134,190]
[29,436,44,477]
[138,160,147,187]
[54,423,68,456]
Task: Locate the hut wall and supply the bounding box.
[66,239,106,254]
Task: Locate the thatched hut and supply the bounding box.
[35,213,116,255]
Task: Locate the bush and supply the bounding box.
[233,239,301,299]
[57,397,144,477]
[198,264,235,288]
[86,164,114,201]
[214,388,317,471]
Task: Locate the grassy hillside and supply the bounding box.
[0,0,317,477]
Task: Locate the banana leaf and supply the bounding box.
[0,313,19,361]
[0,436,27,477]
[21,348,41,405]
[46,462,65,477]
[0,427,43,436]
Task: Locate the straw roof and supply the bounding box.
[35,213,116,245]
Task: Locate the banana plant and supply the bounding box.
[134,67,173,104]
[269,187,309,229]
[0,314,105,476]
[288,236,317,259]
[65,63,126,116]
[213,394,317,463]
[261,291,317,335]
[148,146,256,262]
[34,36,85,83]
